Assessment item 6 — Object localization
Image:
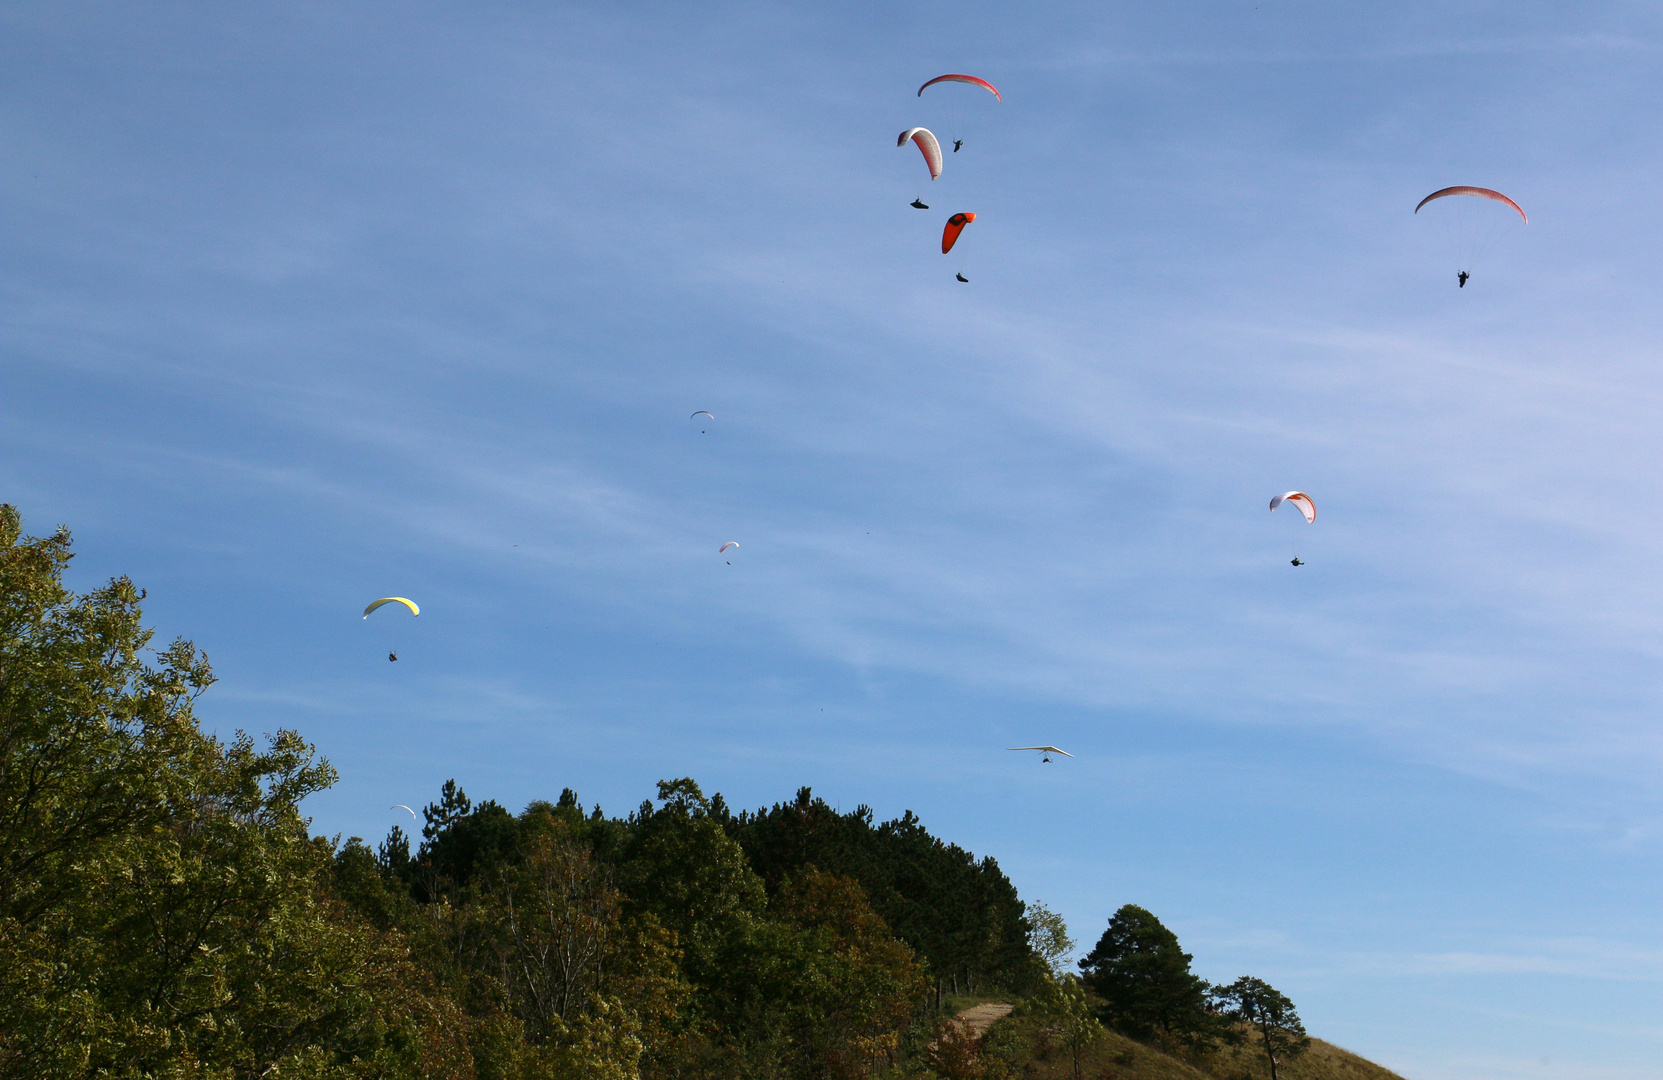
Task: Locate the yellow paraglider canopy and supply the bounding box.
[363,597,420,619]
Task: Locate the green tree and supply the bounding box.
[1025,901,1075,980]
[1214,976,1310,1080]
[1077,904,1216,1046]
[0,506,469,1078]
[727,788,1037,998]
[477,815,688,1074]
[621,778,767,996]
[1038,975,1105,1080]
[769,867,929,1078]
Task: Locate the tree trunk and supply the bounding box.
[1261,1021,1280,1080]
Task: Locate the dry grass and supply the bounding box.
[1201,1033,1407,1080]
[976,1015,1408,1080]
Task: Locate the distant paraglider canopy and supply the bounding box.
[1414,186,1527,223]
[690,411,715,421]
[363,597,420,619]
[942,212,976,254]
[1415,187,1526,285]
[918,74,1002,102]
[897,127,943,181]
[718,542,739,554]
[1269,491,1316,524]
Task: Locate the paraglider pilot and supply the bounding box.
[1290,558,1303,567]
[1457,271,1469,288]
[911,199,929,209]
[389,651,398,662]
[953,139,963,152]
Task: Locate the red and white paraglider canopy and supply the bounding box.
[1269,491,1316,524]
[1414,186,1527,223]
[917,74,1002,101]
[897,127,943,181]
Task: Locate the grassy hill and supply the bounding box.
[979,1013,1408,1080]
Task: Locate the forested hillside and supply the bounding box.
[0,508,1406,1080]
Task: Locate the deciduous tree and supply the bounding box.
[1039,975,1105,1080]
[0,507,469,1078]
[1025,900,1075,980]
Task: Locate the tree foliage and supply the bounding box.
[1214,976,1310,1080]
[1025,900,1075,980]
[1077,903,1219,1047]
[0,505,1318,1079]
[1037,975,1105,1080]
[725,785,1038,997]
[0,506,469,1078]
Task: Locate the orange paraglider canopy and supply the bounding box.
[942,212,976,254]
[1414,186,1527,223]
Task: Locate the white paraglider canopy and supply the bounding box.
[897,127,943,181]
[1269,491,1316,524]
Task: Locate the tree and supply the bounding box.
[924,1016,984,1080]
[727,788,1038,998]
[620,777,767,997]
[1039,975,1104,1080]
[1026,901,1075,980]
[0,506,469,1077]
[768,867,929,1078]
[1214,976,1310,1080]
[1077,904,1216,1046]
[484,815,686,1042]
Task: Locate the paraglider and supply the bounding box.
[956,273,969,282]
[917,74,1002,102]
[897,127,943,181]
[365,598,417,662]
[1415,187,1526,287]
[942,212,976,254]
[1009,746,1073,764]
[691,410,714,432]
[1414,186,1527,223]
[363,597,420,618]
[719,542,739,554]
[1269,491,1316,524]
[392,804,419,822]
[911,198,929,209]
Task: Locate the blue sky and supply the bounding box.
[8,2,1663,1077]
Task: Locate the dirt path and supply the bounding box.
[954,1002,1013,1038]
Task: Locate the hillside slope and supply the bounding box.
[981,1014,1407,1080]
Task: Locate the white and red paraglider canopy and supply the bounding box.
[1269,491,1316,524]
